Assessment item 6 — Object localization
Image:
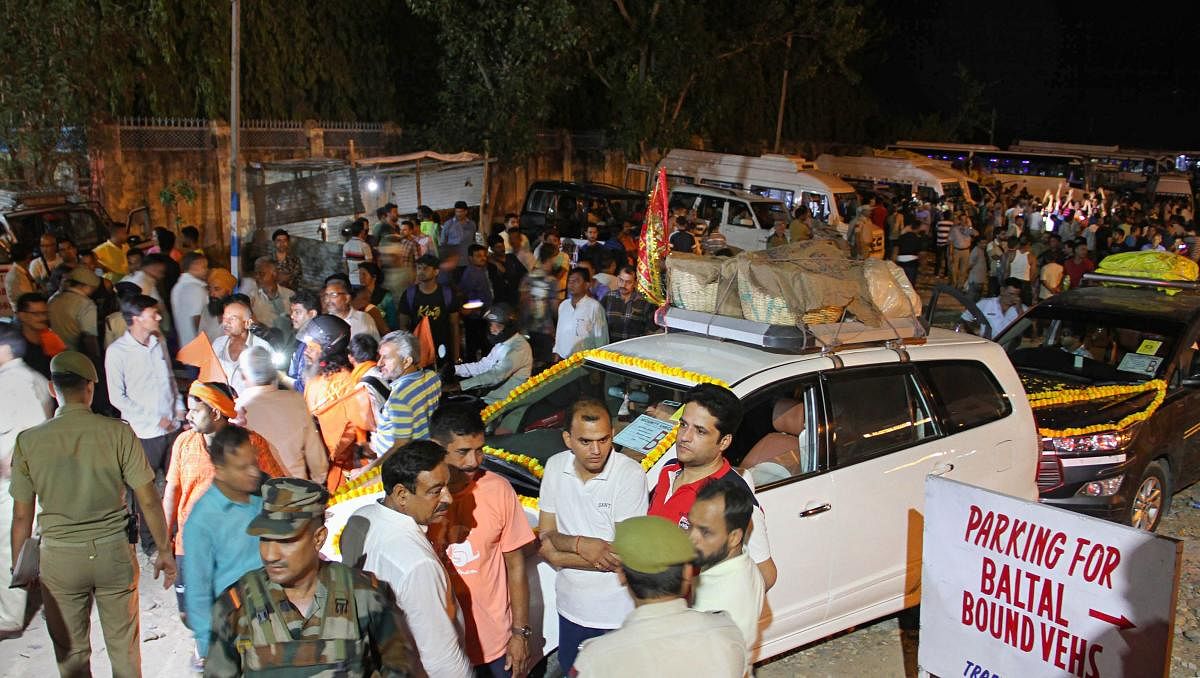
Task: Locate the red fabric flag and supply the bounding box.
[414,316,436,368]
[176,332,229,384]
[637,166,671,305]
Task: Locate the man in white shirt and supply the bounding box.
[104,294,182,555]
[340,441,472,678]
[323,278,380,339]
[172,252,210,346]
[235,346,329,482]
[454,303,532,404]
[248,257,294,342]
[427,404,536,677]
[28,233,61,289]
[0,324,53,636]
[537,400,648,675]
[552,267,608,361]
[209,296,270,395]
[689,476,766,655]
[962,277,1027,338]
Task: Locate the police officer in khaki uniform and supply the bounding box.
[9,351,177,677]
[572,516,748,678]
[204,478,422,677]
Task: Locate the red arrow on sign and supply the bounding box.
[1089,609,1136,630]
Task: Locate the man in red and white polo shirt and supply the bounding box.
[647,383,777,590]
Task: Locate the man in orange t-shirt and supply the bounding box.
[162,381,282,625]
[428,404,536,677]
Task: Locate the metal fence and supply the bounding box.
[117,117,212,151]
[114,118,394,153]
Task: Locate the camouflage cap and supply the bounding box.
[247,478,329,539]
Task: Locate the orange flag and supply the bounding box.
[414,316,436,368]
[176,332,229,384]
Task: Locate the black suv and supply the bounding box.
[993,277,1200,531]
[518,181,645,240]
[0,196,148,264]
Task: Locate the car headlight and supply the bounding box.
[1048,428,1133,454]
[1077,475,1124,497]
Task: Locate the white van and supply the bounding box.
[669,185,788,252]
[815,154,969,205]
[323,307,1040,665]
[637,149,860,226]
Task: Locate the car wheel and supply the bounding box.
[1128,460,1171,532]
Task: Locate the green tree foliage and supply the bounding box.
[405,0,580,158]
[0,0,141,185]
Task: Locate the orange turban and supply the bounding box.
[188,381,236,419]
[208,268,237,295]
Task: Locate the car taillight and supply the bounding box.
[1048,428,1132,455]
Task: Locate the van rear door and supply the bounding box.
[624,164,651,192]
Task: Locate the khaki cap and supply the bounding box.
[612,516,697,574]
[66,267,101,287]
[49,350,99,382]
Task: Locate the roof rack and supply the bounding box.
[661,306,924,354]
[1081,272,1200,292]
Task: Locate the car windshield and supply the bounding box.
[835,192,859,222]
[994,308,1181,385]
[751,201,787,229]
[967,181,983,204]
[941,181,963,199]
[483,361,689,496]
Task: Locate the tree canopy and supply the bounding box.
[2,0,920,184]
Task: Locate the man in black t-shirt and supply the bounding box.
[668,216,697,253]
[398,254,461,366]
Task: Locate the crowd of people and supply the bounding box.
[0,201,780,677]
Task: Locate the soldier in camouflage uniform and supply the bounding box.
[204,478,424,677]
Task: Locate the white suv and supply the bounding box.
[324,309,1039,663]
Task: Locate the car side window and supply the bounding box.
[825,368,934,468]
[919,361,1012,433]
[730,379,819,488]
[726,201,755,227]
[527,190,551,214]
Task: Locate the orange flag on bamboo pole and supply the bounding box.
[176,332,229,384]
[414,316,436,368]
[636,166,670,305]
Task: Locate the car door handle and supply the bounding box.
[930,463,955,477]
[798,503,832,518]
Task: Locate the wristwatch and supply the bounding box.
[512,625,533,640]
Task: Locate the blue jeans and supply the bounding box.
[557,615,608,674]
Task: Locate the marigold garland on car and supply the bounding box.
[484,445,546,478]
[480,352,587,421]
[1028,379,1166,438]
[640,426,680,472]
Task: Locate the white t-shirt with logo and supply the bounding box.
[539,449,649,629]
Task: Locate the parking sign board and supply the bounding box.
[919,476,1181,678]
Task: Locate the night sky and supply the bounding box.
[873,1,1200,150]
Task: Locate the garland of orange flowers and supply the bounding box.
[585,349,730,389]
[481,352,587,422]
[480,349,730,423]
[1028,379,1166,437]
[327,466,383,507]
[484,445,545,478]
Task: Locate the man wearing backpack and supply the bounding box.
[398,254,462,367]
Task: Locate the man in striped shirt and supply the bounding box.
[371,330,442,459]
